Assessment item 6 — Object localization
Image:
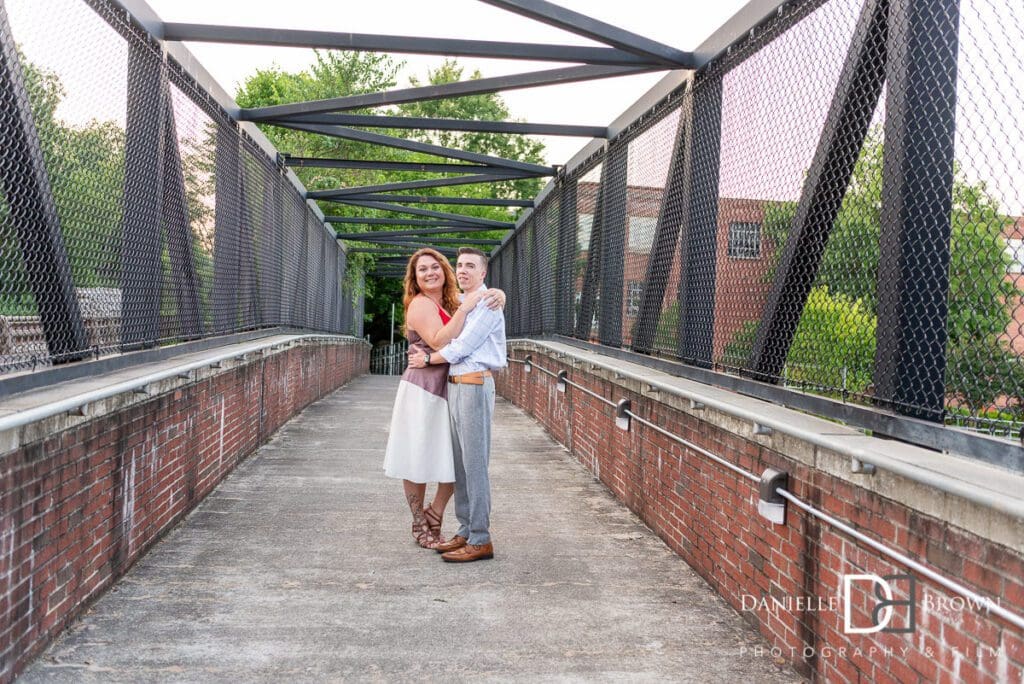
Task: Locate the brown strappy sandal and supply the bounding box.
[411,508,438,549]
[423,505,447,547]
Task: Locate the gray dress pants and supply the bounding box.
[448,376,495,546]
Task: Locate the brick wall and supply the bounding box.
[0,337,368,682]
[498,343,1024,683]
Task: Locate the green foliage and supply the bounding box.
[734,128,1023,409]
[1,54,126,314]
[236,53,546,340]
[721,286,876,395]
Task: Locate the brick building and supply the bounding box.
[574,182,777,359]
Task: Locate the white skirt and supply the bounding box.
[383,380,456,483]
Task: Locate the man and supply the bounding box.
[407,247,506,562]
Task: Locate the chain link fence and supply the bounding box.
[493,0,1024,461]
[0,0,362,376]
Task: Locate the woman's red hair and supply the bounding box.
[401,249,459,335]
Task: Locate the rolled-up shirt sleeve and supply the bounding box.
[437,306,502,365]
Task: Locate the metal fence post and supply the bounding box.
[632,92,688,354]
[677,74,722,368]
[873,0,960,422]
[556,178,577,336]
[213,123,242,332]
[748,0,889,381]
[599,140,628,348]
[0,2,88,362]
[120,42,165,350]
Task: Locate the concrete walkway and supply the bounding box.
[23,375,800,682]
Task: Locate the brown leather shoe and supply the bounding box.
[435,535,467,553]
[441,542,494,563]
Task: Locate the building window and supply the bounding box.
[728,222,761,259]
[626,281,643,318]
[628,216,657,252]
[577,214,593,250]
[1006,238,1024,274]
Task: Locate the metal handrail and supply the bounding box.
[564,378,618,408]
[777,490,1024,631]
[510,353,1024,632]
[624,408,760,484]
[0,334,358,434]
[513,341,1024,519]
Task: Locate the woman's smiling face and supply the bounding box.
[415,254,444,293]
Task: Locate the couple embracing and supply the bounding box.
[382,247,507,563]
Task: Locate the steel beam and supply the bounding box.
[162,23,657,66]
[479,0,693,67]
[309,173,534,199]
[749,0,889,380]
[367,236,502,246]
[212,125,242,333]
[676,77,723,368]
[341,235,500,247]
[337,193,533,208]
[330,199,514,228]
[282,156,499,174]
[514,225,530,334]
[350,247,457,256]
[555,180,577,336]
[278,113,607,138]
[598,142,628,347]
[161,81,204,339]
[273,121,554,175]
[120,42,165,350]
[326,217,484,228]
[241,64,657,121]
[575,163,607,339]
[0,4,88,362]
[260,166,284,327]
[631,104,687,355]
[236,163,259,329]
[872,0,960,422]
[333,226,505,238]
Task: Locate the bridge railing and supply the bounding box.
[492,0,1024,469]
[0,0,363,379]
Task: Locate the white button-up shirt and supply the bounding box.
[438,284,507,375]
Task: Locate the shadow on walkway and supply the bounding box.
[23,375,801,682]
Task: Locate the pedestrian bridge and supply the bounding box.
[16,373,798,682]
[2,0,1024,681]
[3,336,1023,682]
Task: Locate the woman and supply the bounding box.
[382,248,504,549]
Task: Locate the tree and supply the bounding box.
[236,53,547,342]
[729,128,1023,411]
[1,54,125,314]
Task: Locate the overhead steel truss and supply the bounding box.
[147,0,719,269]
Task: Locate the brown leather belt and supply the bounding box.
[448,370,493,385]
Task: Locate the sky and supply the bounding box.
[142,0,751,166]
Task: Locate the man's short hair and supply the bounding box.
[457,247,488,267]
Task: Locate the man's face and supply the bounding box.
[455,253,486,292]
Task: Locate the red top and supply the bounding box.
[438,305,451,325]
